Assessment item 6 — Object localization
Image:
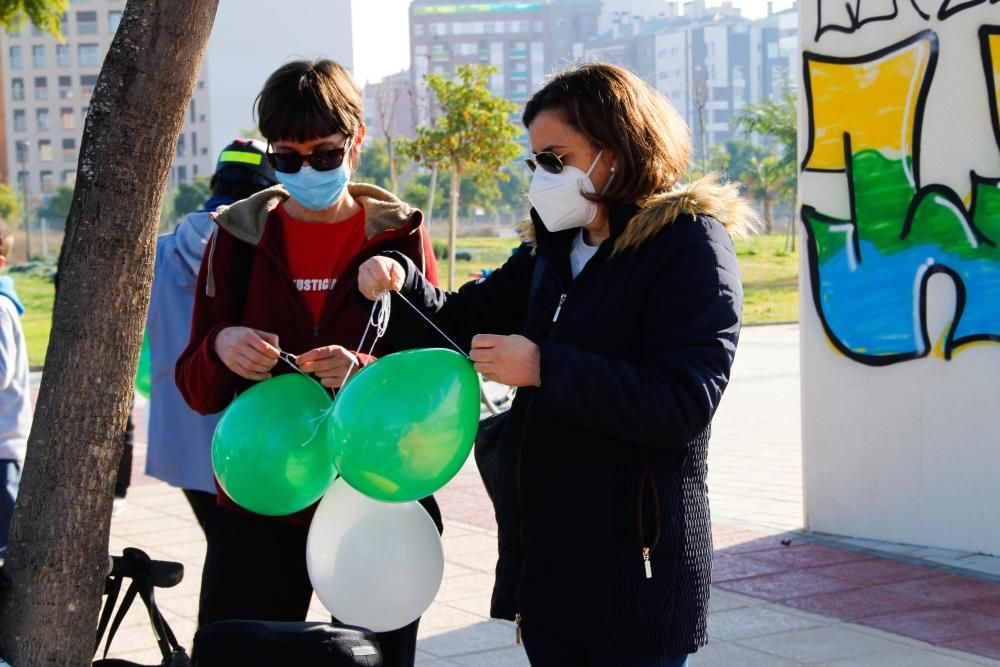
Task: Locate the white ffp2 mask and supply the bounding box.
[528,150,611,233]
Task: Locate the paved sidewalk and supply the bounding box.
[45,324,1000,665]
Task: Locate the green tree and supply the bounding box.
[405,65,522,289]
[0,0,66,37]
[173,175,211,214]
[0,2,220,663]
[403,169,502,218]
[0,182,22,227]
[38,184,73,227]
[736,88,798,243]
[355,138,409,192]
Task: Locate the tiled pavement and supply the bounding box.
[29,324,1000,665]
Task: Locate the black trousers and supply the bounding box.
[199,502,442,667]
[182,489,216,534]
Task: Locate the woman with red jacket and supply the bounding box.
[175,59,439,667]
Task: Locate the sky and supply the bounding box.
[351,0,796,85]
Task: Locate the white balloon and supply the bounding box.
[306,478,445,632]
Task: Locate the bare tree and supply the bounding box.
[693,66,710,173]
[374,81,402,193]
[0,1,219,664]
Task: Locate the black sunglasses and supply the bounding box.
[524,149,573,175]
[266,138,351,174]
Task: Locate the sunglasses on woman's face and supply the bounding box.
[266,138,351,174]
[524,149,573,175]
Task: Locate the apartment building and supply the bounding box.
[0,1,211,213]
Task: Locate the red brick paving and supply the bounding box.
[783,586,942,621]
[940,630,1000,661]
[860,607,1000,644]
[808,556,946,586]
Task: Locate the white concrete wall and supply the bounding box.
[798,1,1000,553]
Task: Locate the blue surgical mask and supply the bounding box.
[276,164,349,211]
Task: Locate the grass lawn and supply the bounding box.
[4,233,797,367]
[438,232,799,325]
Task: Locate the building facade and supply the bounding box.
[585,1,797,161]
[0,2,211,212]
[408,0,601,133]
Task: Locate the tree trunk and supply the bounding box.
[387,138,398,194]
[448,167,460,291]
[0,2,219,665]
[426,165,437,227]
[763,193,773,234]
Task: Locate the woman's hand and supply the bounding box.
[296,346,360,389]
[214,327,280,381]
[471,334,541,387]
[357,256,405,301]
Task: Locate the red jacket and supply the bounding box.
[175,183,438,519]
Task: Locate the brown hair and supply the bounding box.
[523,63,692,205]
[255,59,363,168]
[0,220,13,259]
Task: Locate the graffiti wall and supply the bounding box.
[799,1,1000,553]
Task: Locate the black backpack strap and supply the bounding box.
[94,570,124,654]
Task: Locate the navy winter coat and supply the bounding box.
[384,176,750,658]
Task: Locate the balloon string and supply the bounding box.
[340,291,391,388]
[393,291,470,359]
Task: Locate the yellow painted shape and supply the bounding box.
[805,38,933,171]
[990,34,1000,131]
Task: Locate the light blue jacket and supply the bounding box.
[0,276,29,462]
[145,211,222,492]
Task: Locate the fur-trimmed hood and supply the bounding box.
[518,173,759,252]
[203,182,420,296]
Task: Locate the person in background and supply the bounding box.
[0,221,31,565]
[175,59,439,667]
[358,62,756,667]
[145,139,278,531]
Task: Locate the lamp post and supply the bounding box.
[16,140,31,262]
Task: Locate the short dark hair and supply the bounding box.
[523,63,693,205]
[0,220,13,259]
[255,59,363,168]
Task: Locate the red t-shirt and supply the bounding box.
[277,203,367,323]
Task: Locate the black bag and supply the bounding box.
[191,620,381,667]
[473,255,546,504]
[93,548,191,667]
[474,411,509,504]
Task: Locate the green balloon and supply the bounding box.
[213,373,336,516]
[329,348,480,502]
[135,332,151,398]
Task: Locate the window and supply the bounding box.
[413,23,424,37]
[62,138,76,160]
[177,165,187,182]
[193,165,199,176]
[191,131,198,155]
[37,108,50,131]
[59,76,73,99]
[57,44,71,67]
[189,100,196,122]
[11,79,24,101]
[32,45,46,68]
[81,74,98,99]
[39,140,53,162]
[34,77,48,101]
[13,110,26,132]
[40,170,55,194]
[81,105,90,120]
[9,46,22,69]
[176,132,186,156]
[77,10,97,34]
[62,170,77,185]
[17,172,29,192]
[61,107,75,130]
[79,44,100,66]
[108,10,122,32]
